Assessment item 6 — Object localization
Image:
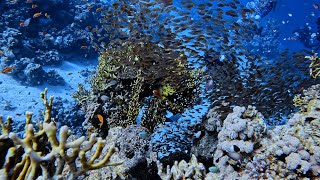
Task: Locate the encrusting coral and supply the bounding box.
[0,89,122,180]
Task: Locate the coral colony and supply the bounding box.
[1,0,320,179]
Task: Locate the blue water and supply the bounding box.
[0,0,320,178]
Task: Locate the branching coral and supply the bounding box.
[126,71,144,125]
[72,84,91,105]
[293,94,308,112]
[0,89,122,179]
[292,84,320,113]
[141,98,167,132]
[91,50,121,91]
[82,42,198,133]
[74,0,208,134]
[306,53,320,78]
[157,154,207,180]
[0,116,12,136]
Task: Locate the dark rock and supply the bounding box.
[116,125,152,179]
[23,63,46,86]
[190,107,222,168]
[45,69,65,86]
[191,131,218,168]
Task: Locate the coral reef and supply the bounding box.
[115,125,153,179]
[23,63,46,85]
[1,86,319,180]
[191,85,320,179]
[1,0,320,179]
[79,41,199,135]
[36,50,63,66]
[0,89,121,179]
[293,84,320,112]
[82,125,160,180]
[252,99,320,179]
[0,0,100,86]
[157,154,206,180]
[134,89,320,179]
[51,97,86,136]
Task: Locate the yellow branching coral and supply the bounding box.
[0,116,12,136]
[293,94,308,112]
[85,41,198,132]
[295,99,320,147]
[72,84,91,105]
[0,89,122,180]
[126,71,144,125]
[141,98,167,132]
[305,53,320,78]
[161,84,176,97]
[91,51,121,91]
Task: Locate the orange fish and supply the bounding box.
[87,127,95,137]
[97,114,104,128]
[87,6,91,11]
[0,50,3,55]
[2,67,14,74]
[153,89,163,99]
[31,4,38,9]
[33,12,42,18]
[81,46,87,49]
[19,22,25,26]
[96,7,102,12]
